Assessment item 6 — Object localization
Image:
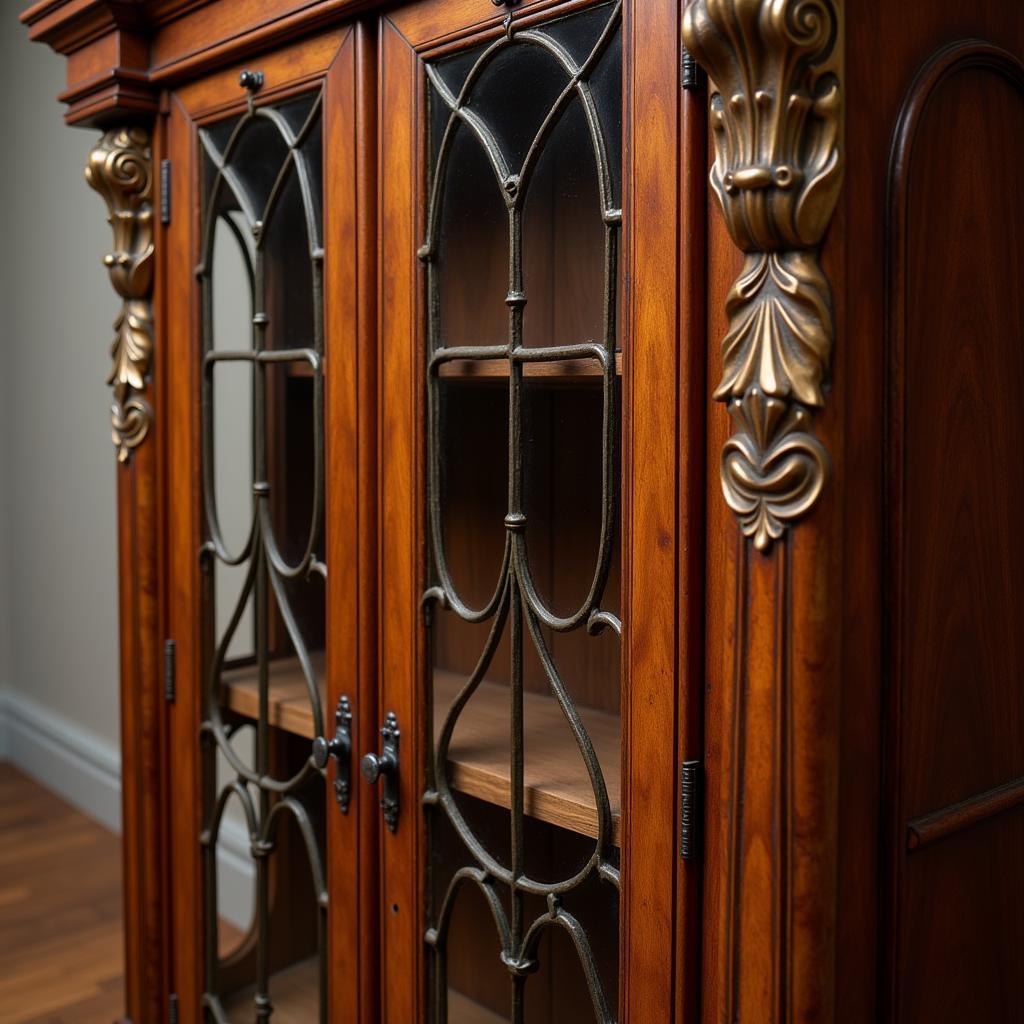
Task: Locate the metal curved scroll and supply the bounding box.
[196,87,328,1023]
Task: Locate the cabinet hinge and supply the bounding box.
[164,639,176,704]
[168,993,179,1024]
[160,158,172,225]
[681,46,706,92]
[680,759,702,861]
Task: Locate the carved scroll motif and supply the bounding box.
[85,127,155,463]
[683,0,843,549]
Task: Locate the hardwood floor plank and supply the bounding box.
[0,763,125,1024]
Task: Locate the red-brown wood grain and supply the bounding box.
[324,24,382,1024]
[376,15,422,1024]
[884,39,1024,1024]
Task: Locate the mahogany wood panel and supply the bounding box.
[841,4,1022,1021]
[885,41,1024,1024]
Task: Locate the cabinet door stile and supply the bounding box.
[378,15,427,1022]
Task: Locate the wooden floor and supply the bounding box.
[0,763,124,1024]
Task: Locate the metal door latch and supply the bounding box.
[312,695,352,813]
[361,711,400,832]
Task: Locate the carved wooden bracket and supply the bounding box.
[683,0,843,550]
[85,126,155,464]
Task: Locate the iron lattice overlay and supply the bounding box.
[420,5,623,1022]
[196,91,327,1024]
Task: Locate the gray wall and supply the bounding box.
[0,14,121,751]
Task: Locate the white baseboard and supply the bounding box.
[0,688,122,832]
[0,688,254,930]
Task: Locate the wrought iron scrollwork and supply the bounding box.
[196,88,328,1023]
[683,0,844,550]
[85,127,155,464]
[420,4,623,1021]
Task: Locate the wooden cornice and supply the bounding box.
[21,0,155,126]
[21,0,147,52]
[20,0,383,127]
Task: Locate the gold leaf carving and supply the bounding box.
[722,389,827,552]
[85,127,154,463]
[683,0,843,549]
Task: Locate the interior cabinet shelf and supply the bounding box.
[436,352,622,382]
[221,653,325,738]
[434,670,621,847]
[221,956,318,1022]
[220,658,620,846]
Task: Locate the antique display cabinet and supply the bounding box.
[20,0,1024,1021]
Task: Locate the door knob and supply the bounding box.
[361,711,400,832]
[312,695,352,813]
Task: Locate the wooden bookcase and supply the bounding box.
[20,0,1024,1022]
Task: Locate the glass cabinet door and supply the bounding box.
[165,29,374,1024]
[378,5,638,1022]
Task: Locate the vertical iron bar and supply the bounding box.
[252,215,273,1022]
[506,193,527,1024]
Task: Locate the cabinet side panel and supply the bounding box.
[886,48,1024,1024]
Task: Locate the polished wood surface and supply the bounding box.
[222,655,326,739]
[0,765,124,1024]
[435,670,621,845]
[885,39,1024,1024]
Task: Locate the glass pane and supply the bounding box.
[198,89,327,1023]
[422,5,623,1022]
[522,102,607,349]
[435,122,509,350]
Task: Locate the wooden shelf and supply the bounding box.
[436,351,622,382]
[221,653,324,738]
[221,658,621,847]
[221,956,318,1022]
[434,670,621,846]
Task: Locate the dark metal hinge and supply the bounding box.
[164,639,176,704]
[168,993,179,1024]
[680,759,702,861]
[681,46,706,92]
[160,159,172,225]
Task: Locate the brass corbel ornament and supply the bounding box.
[85,127,155,464]
[683,0,843,550]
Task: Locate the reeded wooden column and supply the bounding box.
[683,0,845,1020]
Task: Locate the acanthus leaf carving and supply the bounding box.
[85,126,155,464]
[683,0,843,550]
[721,388,827,552]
